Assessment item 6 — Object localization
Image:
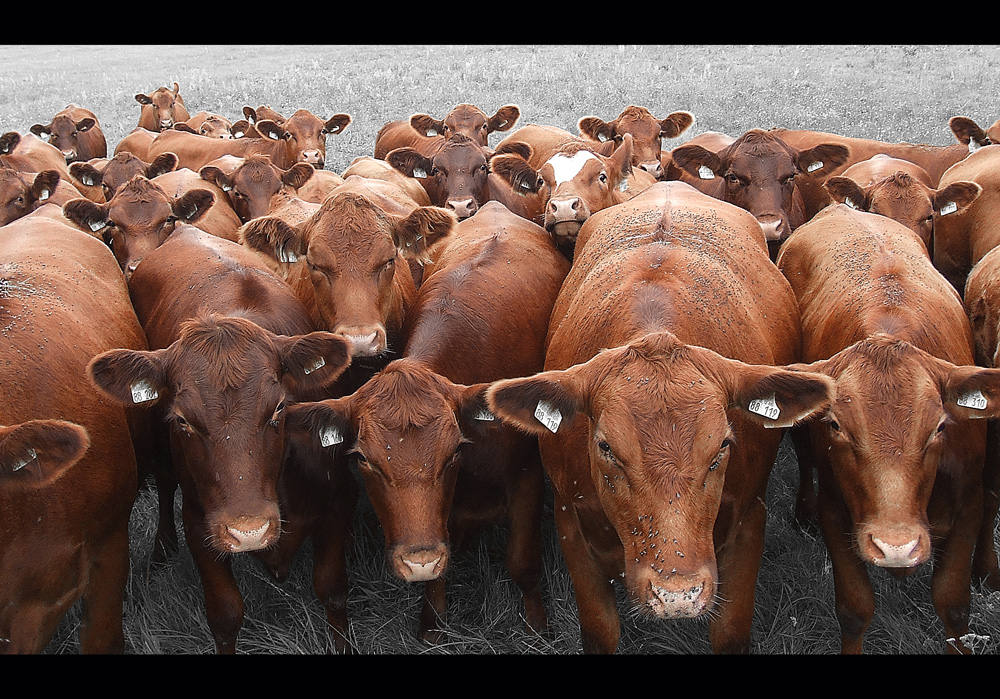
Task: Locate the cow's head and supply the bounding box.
[135,82,186,131]
[30,113,99,163]
[0,165,61,226]
[579,106,694,180]
[287,359,491,582]
[790,334,1000,570]
[488,331,834,618]
[201,154,315,223]
[409,104,520,145]
[241,190,456,357]
[88,315,351,554]
[825,171,981,250]
[62,175,214,278]
[671,129,850,243]
[69,151,178,202]
[254,109,351,170]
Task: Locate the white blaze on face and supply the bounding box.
[547,151,600,186]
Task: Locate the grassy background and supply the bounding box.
[3,44,999,655]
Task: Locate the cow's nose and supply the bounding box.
[549,197,582,221]
[446,197,477,219]
[639,160,663,179]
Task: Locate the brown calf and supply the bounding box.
[134,81,190,132]
[30,104,107,163]
[578,105,694,180]
[374,103,521,159]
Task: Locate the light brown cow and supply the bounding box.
[776,203,1000,654]
[0,165,79,226]
[30,104,107,163]
[824,154,981,250]
[487,181,833,654]
[0,214,146,653]
[340,156,430,206]
[200,154,317,223]
[113,127,158,161]
[177,111,234,139]
[69,151,179,202]
[134,82,191,132]
[578,105,694,180]
[374,103,521,160]
[932,145,1000,295]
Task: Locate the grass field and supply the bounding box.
[3,44,1000,655]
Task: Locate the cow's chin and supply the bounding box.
[547,221,583,249]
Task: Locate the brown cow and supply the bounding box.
[341,155,431,206]
[88,225,355,654]
[30,104,107,163]
[950,115,1000,153]
[61,173,236,278]
[386,134,544,222]
[492,124,654,256]
[776,203,1000,654]
[69,151,179,202]
[670,128,850,256]
[177,111,234,139]
[487,181,833,654]
[824,154,982,250]
[0,165,78,226]
[134,81,191,132]
[113,127,158,161]
[240,176,457,364]
[200,154,317,223]
[0,215,146,653]
[932,144,1000,295]
[288,201,570,643]
[373,103,521,160]
[146,109,351,172]
[662,130,736,187]
[0,130,103,202]
[578,105,694,180]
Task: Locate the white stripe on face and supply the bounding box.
[547,151,600,186]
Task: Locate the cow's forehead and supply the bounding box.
[546,151,601,186]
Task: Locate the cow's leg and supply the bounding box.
[708,496,766,654]
[790,425,818,533]
[419,577,448,644]
[973,420,1000,590]
[504,451,548,635]
[78,522,129,654]
[311,477,357,655]
[184,505,244,655]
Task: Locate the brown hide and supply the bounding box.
[578,105,694,180]
[199,154,316,223]
[180,111,234,139]
[0,216,144,653]
[776,204,1000,654]
[88,226,355,654]
[488,181,831,654]
[0,166,73,226]
[113,127,158,161]
[932,145,1000,295]
[134,82,191,132]
[662,130,735,187]
[342,156,431,206]
[69,151,179,201]
[950,115,1000,152]
[374,103,520,159]
[0,132,101,202]
[30,105,107,163]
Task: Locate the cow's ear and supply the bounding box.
[729,363,835,429]
[608,133,634,183]
[29,123,51,138]
[670,143,724,180]
[933,181,982,217]
[230,119,252,139]
[578,115,615,143]
[240,216,306,265]
[76,117,96,133]
[492,140,532,163]
[660,111,695,139]
[277,332,352,397]
[386,147,433,179]
[949,115,987,148]
[392,206,457,263]
[199,164,234,192]
[322,114,351,136]
[488,369,586,437]
[135,93,152,106]
[29,170,61,204]
[285,397,355,454]
[63,198,111,235]
[488,105,520,133]
[172,189,214,224]
[825,176,870,211]
[0,420,89,484]
[410,114,446,138]
[942,364,1000,420]
[796,143,850,178]
[256,120,287,141]
[0,131,20,155]
[171,123,197,134]
[282,162,315,190]
[70,161,102,188]
[147,152,179,179]
[88,348,168,408]
[454,382,499,434]
[492,154,544,195]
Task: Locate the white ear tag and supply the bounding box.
[277,246,298,263]
[534,400,562,433]
[957,389,987,410]
[303,356,326,375]
[12,447,37,472]
[845,197,858,210]
[473,407,495,421]
[319,424,343,447]
[222,184,232,192]
[39,189,49,200]
[82,175,96,186]
[619,178,628,192]
[807,161,824,173]
[426,129,438,137]
[939,201,958,216]
[267,130,280,139]
[412,167,427,179]
[130,379,158,403]
[233,130,245,138]
[698,165,715,180]
[89,219,107,232]
[598,132,610,143]
[748,394,780,420]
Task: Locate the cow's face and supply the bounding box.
[387,135,492,219]
[258,110,351,170]
[88,316,351,555]
[410,104,520,145]
[488,332,834,619]
[579,107,694,180]
[135,84,184,131]
[29,114,97,163]
[0,167,59,225]
[201,155,314,223]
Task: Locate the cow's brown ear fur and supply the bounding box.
[277,332,352,396]
[392,206,457,263]
[282,162,315,190]
[0,420,90,484]
[492,154,544,195]
[796,143,850,178]
[661,111,695,139]
[487,370,585,437]
[323,114,351,135]
[386,147,432,179]
[492,140,532,163]
[671,143,724,180]
[0,132,21,155]
[63,198,110,234]
[949,116,987,146]
[135,93,152,106]
[933,181,982,217]
[30,170,61,204]
[455,382,498,434]
[88,348,168,409]
[824,176,870,210]
[729,363,835,429]
[29,123,51,138]
[240,216,305,265]
[285,397,355,453]
[488,105,520,133]
[172,189,214,224]
[147,152,179,179]
[578,116,614,143]
[256,120,287,141]
[410,114,445,138]
[608,133,634,183]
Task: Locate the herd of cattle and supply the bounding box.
[2,80,1000,655]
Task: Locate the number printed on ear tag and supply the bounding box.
[748,394,780,420]
[958,389,988,410]
[698,165,715,180]
[939,201,958,216]
[473,407,495,421]
[534,400,562,433]
[130,379,158,403]
[303,356,325,375]
[319,424,343,447]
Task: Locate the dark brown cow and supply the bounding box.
[374,103,521,160]
[824,154,981,250]
[69,151,179,202]
[61,173,237,278]
[487,181,833,654]
[578,105,694,180]
[30,105,107,163]
[134,82,191,132]
[386,134,544,222]
[288,201,570,642]
[492,124,655,256]
[88,225,355,654]
[200,154,317,223]
[932,145,1000,295]
[776,203,1000,654]
[670,128,850,256]
[240,176,457,364]
[950,115,1000,152]
[146,109,351,172]
[0,215,146,653]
